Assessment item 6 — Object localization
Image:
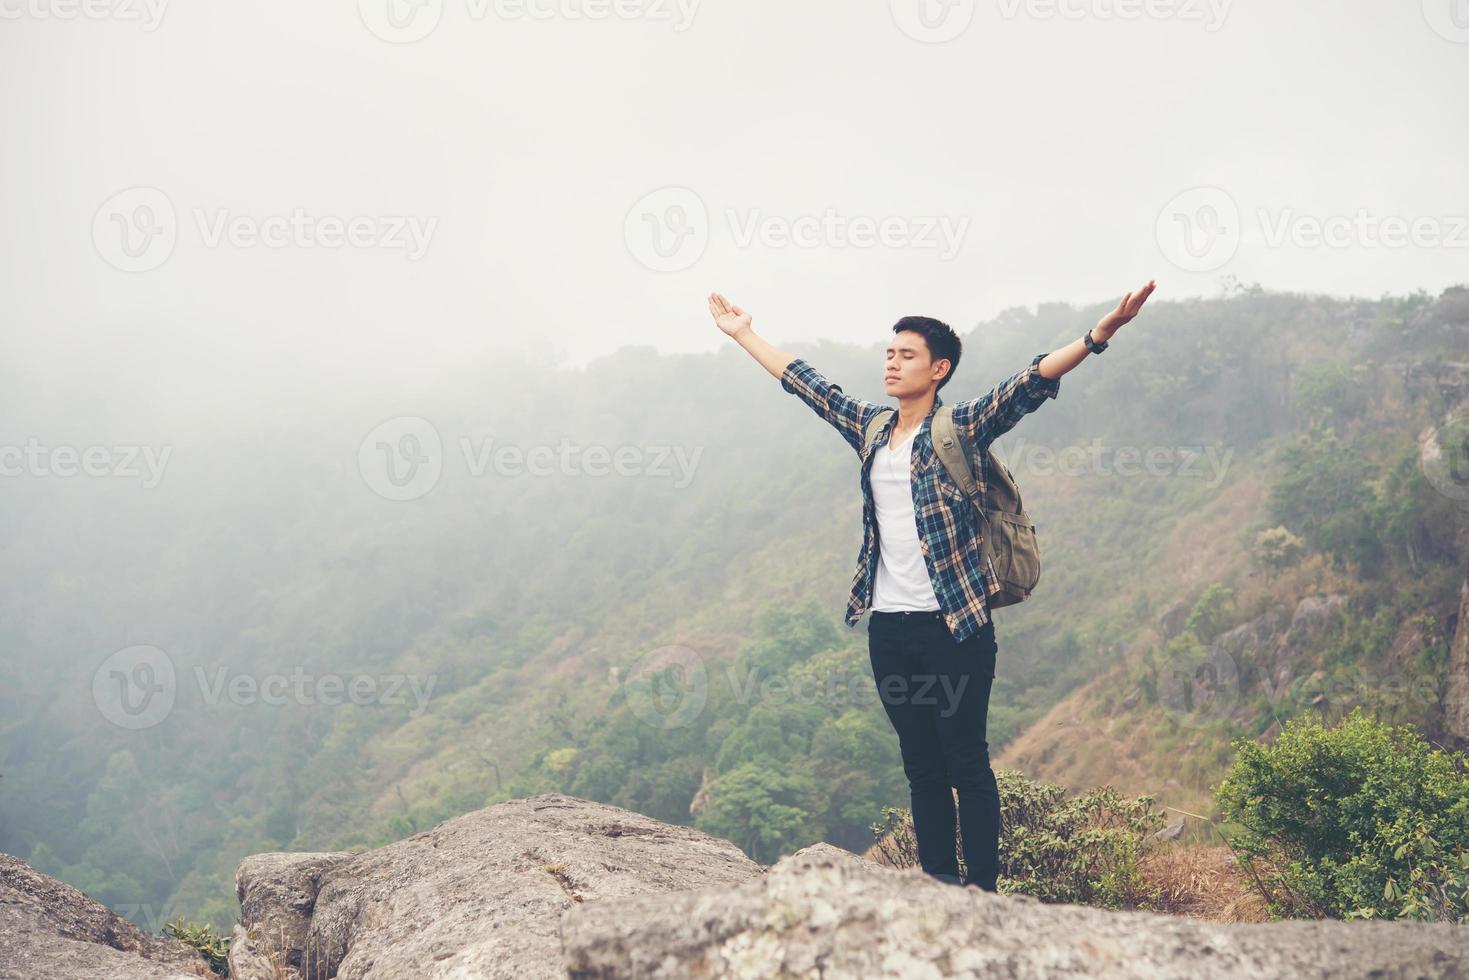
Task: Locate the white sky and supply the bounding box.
[2,0,1466,417]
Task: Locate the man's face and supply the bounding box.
[884,330,948,399]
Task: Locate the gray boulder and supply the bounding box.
[562,841,1468,980]
[0,853,212,980]
[229,793,761,980]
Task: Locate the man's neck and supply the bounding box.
[895,390,937,432]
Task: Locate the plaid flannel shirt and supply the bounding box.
[780,352,1061,642]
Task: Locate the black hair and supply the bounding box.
[892,316,962,392]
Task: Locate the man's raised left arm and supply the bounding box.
[952,279,1157,448]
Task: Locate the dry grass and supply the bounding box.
[863,821,1273,924]
[1138,843,1271,922]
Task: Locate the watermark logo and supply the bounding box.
[1004,436,1235,488]
[194,665,436,716]
[359,0,701,42]
[1157,644,1239,729]
[93,645,177,730]
[1422,0,1469,42]
[625,187,709,273]
[992,0,1232,31]
[1158,188,1468,272]
[359,416,445,502]
[1256,208,1469,251]
[0,439,172,488]
[357,418,705,500]
[1156,186,1240,273]
[92,645,438,730]
[92,188,438,272]
[0,0,168,30]
[1419,411,1469,502]
[725,208,968,259]
[359,0,445,43]
[625,186,971,272]
[93,187,177,273]
[623,644,707,729]
[890,0,975,43]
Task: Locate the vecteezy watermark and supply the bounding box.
[92,644,438,729]
[618,645,973,730]
[993,0,1232,30]
[0,0,168,30]
[623,644,708,729]
[889,0,1231,42]
[1419,411,1469,502]
[1157,187,1469,273]
[1257,208,1469,251]
[624,187,709,273]
[1422,0,1469,43]
[94,645,178,730]
[358,416,706,501]
[889,0,976,43]
[92,187,438,273]
[1156,650,1443,732]
[0,438,172,488]
[111,902,181,935]
[1156,186,1241,273]
[357,0,701,43]
[1158,644,1240,729]
[194,665,436,716]
[624,187,971,273]
[359,417,445,502]
[1004,436,1236,488]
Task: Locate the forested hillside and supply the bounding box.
[3,283,1466,929]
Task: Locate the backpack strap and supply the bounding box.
[930,407,992,533]
[931,406,1030,524]
[930,407,979,500]
[862,408,896,456]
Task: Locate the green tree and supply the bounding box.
[694,761,824,863]
[1254,526,1306,581]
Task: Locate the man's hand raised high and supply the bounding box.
[708,292,752,338]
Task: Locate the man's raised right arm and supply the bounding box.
[708,292,883,454]
[709,291,795,380]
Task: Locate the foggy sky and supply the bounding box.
[2,0,1466,424]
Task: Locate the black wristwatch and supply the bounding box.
[1083,328,1110,354]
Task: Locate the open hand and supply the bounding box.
[1094,279,1157,342]
[708,293,752,337]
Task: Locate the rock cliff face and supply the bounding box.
[0,853,211,980]
[227,793,761,980]
[6,793,1466,980]
[562,842,1466,980]
[228,794,1464,980]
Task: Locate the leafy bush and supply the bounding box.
[997,770,1165,908]
[1214,707,1469,922]
[869,770,1165,909]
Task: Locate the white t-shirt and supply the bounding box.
[870,422,942,612]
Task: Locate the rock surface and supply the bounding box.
[561,842,1468,980]
[0,853,212,980]
[229,793,762,980]
[228,851,352,980]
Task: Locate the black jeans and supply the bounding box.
[868,609,999,890]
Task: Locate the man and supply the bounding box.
[706,281,1157,890]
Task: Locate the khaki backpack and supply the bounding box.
[862,406,1041,608]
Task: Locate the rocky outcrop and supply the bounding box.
[562,841,1468,980]
[0,853,212,980]
[17,792,1459,980]
[228,793,762,980]
[228,851,352,980]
